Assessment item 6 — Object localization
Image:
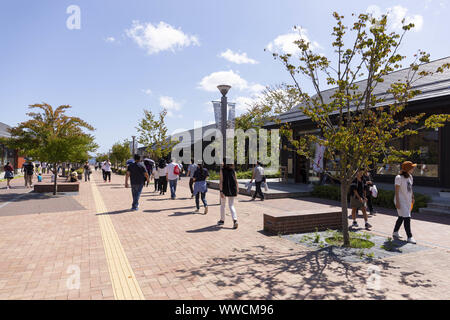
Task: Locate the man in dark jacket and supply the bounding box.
[125,154,149,211]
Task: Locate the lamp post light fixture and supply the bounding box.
[217,85,231,163]
[132,136,136,156]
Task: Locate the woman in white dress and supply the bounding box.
[393,161,417,244]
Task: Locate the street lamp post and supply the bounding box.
[132,136,136,156]
[217,85,231,163]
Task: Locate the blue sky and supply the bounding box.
[1,0,449,154]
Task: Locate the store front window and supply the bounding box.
[376,128,439,178]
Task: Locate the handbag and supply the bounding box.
[370,185,378,198]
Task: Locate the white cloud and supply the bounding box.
[105,37,116,43]
[160,96,182,117]
[219,49,258,64]
[366,5,424,32]
[141,89,152,95]
[249,84,266,95]
[125,21,200,55]
[266,27,321,55]
[198,70,250,92]
[235,96,256,113]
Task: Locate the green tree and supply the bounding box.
[96,153,109,163]
[136,108,178,159]
[273,12,450,246]
[110,140,132,169]
[7,103,97,194]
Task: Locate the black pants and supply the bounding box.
[394,217,412,238]
[253,181,264,200]
[104,171,111,182]
[102,169,106,181]
[189,178,194,195]
[154,178,159,191]
[159,176,167,193]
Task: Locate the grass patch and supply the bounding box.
[325,231,375,249]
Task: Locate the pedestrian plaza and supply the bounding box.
[1,171,449,300]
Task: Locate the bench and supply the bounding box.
[263,208,342,235]
[34,183,80,193]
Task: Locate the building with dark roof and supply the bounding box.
[265,57,450,188]
[1,122,25,172]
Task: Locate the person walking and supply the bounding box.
[166,158,181,199]
[218,159,239,229]
[83,161,91,182]
[103,160,112,182]
[393,161,417,244]
[250,161,265,201]
[152,165,160,193]
[41,162,47,174]
[363,169,375,215]
[3,162,14,189]
[22,160,34,188]
[143,159,154,187]
[187,160,198,198]
[125,154,149,211]
[192,161,209,214]
[158,159,168,195]
[350,169,372,230]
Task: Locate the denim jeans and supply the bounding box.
[169,179,178,198]
[131,184,144,209]
[195,192,207,209]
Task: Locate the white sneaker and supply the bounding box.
[407,237,417,244]
[392,232,401,239]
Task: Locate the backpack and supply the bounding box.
[173,164,180,175]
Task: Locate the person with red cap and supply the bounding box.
[393,161,417,244]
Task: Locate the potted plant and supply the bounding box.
[76,168,83,180]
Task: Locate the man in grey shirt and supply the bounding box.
[187,160,198,198]
[250,161,265,201]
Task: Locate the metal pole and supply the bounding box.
[221,95,227,161]
[132,136,136,155]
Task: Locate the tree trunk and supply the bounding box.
[53,163,58,195]
[341,182,350,247]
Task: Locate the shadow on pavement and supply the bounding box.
[173,243,434,299]
[186,225,234,233]
[144,203,220,213]
[96,209,133,215]
[169,211,196,217]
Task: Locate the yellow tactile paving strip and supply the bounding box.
[91,180,145,300]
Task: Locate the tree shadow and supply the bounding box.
[399,271,434,288]
[173,243,436,299]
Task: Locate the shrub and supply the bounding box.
[311,184,429,212]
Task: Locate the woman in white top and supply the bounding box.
[393,161,417,244]
[157,160,168,195]
[153,167,160,192]
[103,160,112,182]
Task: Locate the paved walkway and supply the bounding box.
[0,170,449,300]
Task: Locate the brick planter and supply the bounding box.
[264,208,342,235]
[34,183,79,193]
